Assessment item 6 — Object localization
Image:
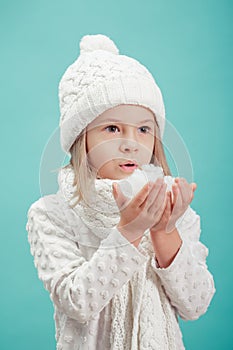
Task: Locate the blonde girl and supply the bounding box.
[26,34,215,350]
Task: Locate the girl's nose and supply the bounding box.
[119,138,138,153]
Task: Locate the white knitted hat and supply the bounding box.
[59,34,166,154]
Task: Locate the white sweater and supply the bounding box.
[26,165,215,349]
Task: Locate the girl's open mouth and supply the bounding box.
[119,164,138,173]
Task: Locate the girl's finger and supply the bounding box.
[172,183,180,209]
[176,178,196,188]
[146,181,166,211]
[137,178,163,209]
[159,192,172,225]
[191,182,197,192]
[176,178,192,205]
[152,191,170,228]
[112,182,130,210]
[171,183,182,213]
[189,183,197,201]
[131,181,154,209]
[165,192,177,232]
[163,191,172,217]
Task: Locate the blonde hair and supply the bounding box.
[63,116,172,207]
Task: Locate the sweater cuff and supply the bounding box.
[100,226,148,263]
[151,240,188,273]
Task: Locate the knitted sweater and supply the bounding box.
[26,164,215,350]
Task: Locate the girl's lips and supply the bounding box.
[119,164,138,173]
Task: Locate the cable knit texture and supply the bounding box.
[58,34,165,154]
[26,164,215,349]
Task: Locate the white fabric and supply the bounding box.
[58,34,166,153]
[26,164,216,349]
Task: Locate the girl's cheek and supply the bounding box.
[87,141,118,167]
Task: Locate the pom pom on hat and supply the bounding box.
[59,33,166,154]
[80,34,119,55]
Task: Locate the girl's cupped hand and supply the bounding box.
[112,178,168,245]
[150,178,197,234]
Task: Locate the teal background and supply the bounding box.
[1,0,232,349]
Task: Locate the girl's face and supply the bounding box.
[86,104,156,180]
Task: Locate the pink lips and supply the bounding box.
[119,164,138,173]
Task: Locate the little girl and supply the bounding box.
[26,34,215,350]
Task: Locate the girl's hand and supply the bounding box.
[151,178,197,234]
[112,178,168,246]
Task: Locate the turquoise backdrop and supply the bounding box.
[1,0,232,349]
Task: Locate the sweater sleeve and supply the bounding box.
[150,206,216,321]
[26,196,148,324]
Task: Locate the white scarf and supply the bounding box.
[57,164,177,350]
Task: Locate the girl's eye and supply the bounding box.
[105,125,120,133]
[139,126,151,133]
